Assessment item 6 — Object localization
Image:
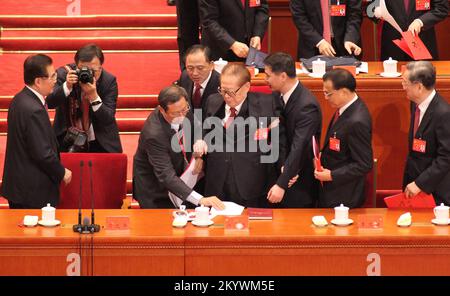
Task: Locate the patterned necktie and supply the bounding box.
[224,107,237,129]
[192,83,202,109]
[413,104,420,136]
[321,0,331,43]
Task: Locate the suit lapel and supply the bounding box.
[284,84,301,115]
[416,94,439,138]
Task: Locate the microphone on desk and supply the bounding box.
[72,160,84,233]
[88,160,100,233]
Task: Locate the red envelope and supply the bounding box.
[393,31,432,60]
[384,192,435,209]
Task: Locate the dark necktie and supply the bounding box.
[192,83,202,109]
[404,0,410,13]
[413,104,420,136]
[224,107,237,129]
[280,95,285,108]
[331,110,340,126]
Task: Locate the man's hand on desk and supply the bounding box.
[344,41,362,56]
[200,196,225,210]
[267,184,285,203]
[230,41,250,58]
[405,181,422,198]
[318,41,336,57]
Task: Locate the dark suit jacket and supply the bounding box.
[177,69,220,112]
[275,83,322,208]
[198,0,269,61]
[46,64,122,153]
[320,97,373,208]
[202,92,285,207]
[290,0,362,59]
[403,92,450,204]
[380,0,449,60]
[1,87,65,208]
[133,109,197,209]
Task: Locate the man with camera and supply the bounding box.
[46,44,122,153]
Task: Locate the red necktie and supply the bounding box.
[413,105,420,136]
[241,0,245,8]
[321,0,331,43]
[331,110,339,126]
[192,83,202,109]
[404,0,410,12]
[81,96,90,132]
[224,107,237,129]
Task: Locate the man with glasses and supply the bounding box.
[1,54,72,209]
[314,68,373,208]
[263,52,322,208]
[46,43,122,153]
[401,61,450,204]
[133,85,225,209]
[194,64,285,207]
[177,45,220,112]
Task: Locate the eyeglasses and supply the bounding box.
[167,104,191,117]
[218,85,244,98]
[42,72,57,82]
[186,65,207,72]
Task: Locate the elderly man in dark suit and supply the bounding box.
[315,69,373,208]
[263,52,322,208]
[177,45,220,113]
[401,61,450,204]
[198,0,269,61]
[1,54,72,209]
[193,64,285,207]
[290,0,363,59]
[46,44,122,153]
[374,0,448,60]
[133,85,224,209]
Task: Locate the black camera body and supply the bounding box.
[76,67,94,84]
[63,127,88,152]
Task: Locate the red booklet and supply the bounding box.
[393,31,432,60]
[312,135,322,171]
[247,208,273,220]
[384,192,435,209]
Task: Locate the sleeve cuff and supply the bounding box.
[63,82,72,97]
[186,191,203,206]
[91,97,102,112]
[316,39,326,48]
[415,18,424,27]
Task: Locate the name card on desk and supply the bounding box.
[105,216,130,230]
[225,215,249,231]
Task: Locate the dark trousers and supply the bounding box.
[176,0,200,70]
[221,165,264,208]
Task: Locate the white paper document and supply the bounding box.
[375,0,402,34]
[168,158,204,208]
[210,202,245,218]
[357,62,369,73]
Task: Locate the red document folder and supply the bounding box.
[312,135,322,171]
[393,31,432,60]
[248,208,273,220]
[384,192,436,209]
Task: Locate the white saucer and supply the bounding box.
[38,219,61,227]
[431,218,450,226]
[308,72,325,78]
[331,218,354,226]
[192,219,214,227]
[380,72,401,78]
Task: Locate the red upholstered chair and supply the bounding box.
[0,197,9,209]
[362,159,377,208]
[59,153,127,209]
[250,85,272,94]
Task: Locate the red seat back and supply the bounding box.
[362,159,377,208]
[59,153,127,209]
[250,85,272,94]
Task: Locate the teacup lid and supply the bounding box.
[215,58,228,65]
[42,203,55,211]
[313,58,324,63]
[436,203,449,209]
[195,204,209,211]
[384,57,397,64]
[334,203,349,210]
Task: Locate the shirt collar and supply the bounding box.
[281,80,299,105]
[225,99,245,115]
[26,85,46,106]
[339,94,359,115]
[417,89,436,114]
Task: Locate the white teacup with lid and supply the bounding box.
[383,57,398,74]
[433,203,449,224]
[42,203,55,222]
[334,204,349,222]
[214,58,228,73]
[312,58,326,76]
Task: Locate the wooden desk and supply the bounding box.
[1,209,450,276]
[252,61,450,189]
